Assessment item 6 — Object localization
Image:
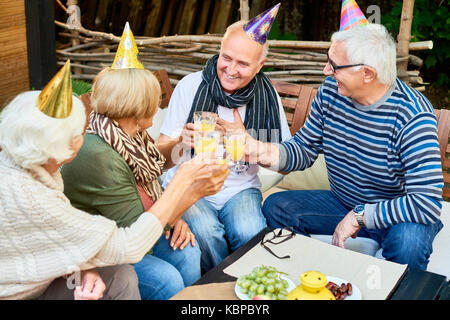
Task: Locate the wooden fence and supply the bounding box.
[0,0,29,107]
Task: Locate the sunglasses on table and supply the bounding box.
[260,227,296,259]
[326,52,365,73]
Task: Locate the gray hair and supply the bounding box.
[331,24,397,85]
[0,91,86,168]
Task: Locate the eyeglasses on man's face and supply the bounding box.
[326,52,365,73]
[260,227,296,259]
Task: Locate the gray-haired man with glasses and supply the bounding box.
[238,23,443,271]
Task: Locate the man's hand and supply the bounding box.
[74,269,106,300]
[332,210,361,248]
[216,109,246,133]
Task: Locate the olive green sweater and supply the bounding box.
[61,134,146,228]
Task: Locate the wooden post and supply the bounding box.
[67,0,82,75]
[240,0,250,21]
[25,0,57,90]
[397,0,415,81]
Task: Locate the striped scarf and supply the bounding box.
[87,112,165,201]
[186,54,282,143]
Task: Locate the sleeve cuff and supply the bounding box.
[364,203,377,229]
[277,143,289,172]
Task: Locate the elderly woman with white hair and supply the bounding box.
[0,62,227,300]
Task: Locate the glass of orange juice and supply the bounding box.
[224,131,248,173]
[194,111,218,132]
[194,130,220,155]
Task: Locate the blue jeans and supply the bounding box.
[183,188,267,272]
[133,233,201,300]
[262,190,443,271]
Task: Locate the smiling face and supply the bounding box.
[323,41,364,98]
[217,28,266,94]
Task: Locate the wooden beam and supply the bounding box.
[25,0,57,90]
[143,0,165,37]
[240,0,250,20]
[397,0,415,81]
[195,0,213,34]
[178,0,199,35]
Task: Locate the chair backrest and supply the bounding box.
[271,80,317,135]
[152,69,173,109]
[435,109,450,198]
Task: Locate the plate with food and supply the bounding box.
[325,276,362,300]
[234,265,296,300]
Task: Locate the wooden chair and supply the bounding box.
[435,109,450,198]
[152,69,174,109]
[271,80,317,136]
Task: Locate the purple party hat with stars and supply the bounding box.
[243,3,281,44]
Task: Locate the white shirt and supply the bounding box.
[160,71,291,210]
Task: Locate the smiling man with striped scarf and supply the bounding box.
[156,4,292,272]
[257,23,443,271]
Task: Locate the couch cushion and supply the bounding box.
[427,201,450,280]
[278,154,331,191]
[258,167,284,193]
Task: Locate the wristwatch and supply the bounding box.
[353,204,365,227]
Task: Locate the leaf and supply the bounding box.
[425,55,437,69]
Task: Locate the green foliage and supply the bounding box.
[71,79,92,97]
[382,0,450,86]
[268,21,298,41]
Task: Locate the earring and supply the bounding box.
[136,120,140,133]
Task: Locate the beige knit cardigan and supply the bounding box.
[0,151,163,300]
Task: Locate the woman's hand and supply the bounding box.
[187,153,229,196]
[74,269,106,300]
[166,219,195,251]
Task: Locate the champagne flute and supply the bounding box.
[194,111,218,132]
[224,131,248,173]
[194,130,220,155]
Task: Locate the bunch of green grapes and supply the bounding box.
[236,265,290,300]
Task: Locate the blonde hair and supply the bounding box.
[91,68,161,119]
[0,91,86,168]
[223,20,269,62]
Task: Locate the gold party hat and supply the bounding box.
[36,60,73,118]
[111,22,144,69]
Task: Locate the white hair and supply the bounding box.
[0,91,86,168]
[223,20,269,62]
[331,24,397,86]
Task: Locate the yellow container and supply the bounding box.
[288,271,336,300]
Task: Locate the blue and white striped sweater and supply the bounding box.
[279,77,443,229]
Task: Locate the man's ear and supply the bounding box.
[363,66,377,83]
[257,57,267,73]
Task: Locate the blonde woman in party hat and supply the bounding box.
[61,23,227,300]
[0,60,226,300]
[156,3,292,273]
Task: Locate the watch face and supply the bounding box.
[354,205,364,214]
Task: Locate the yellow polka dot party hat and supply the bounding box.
[111,22,144,70]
